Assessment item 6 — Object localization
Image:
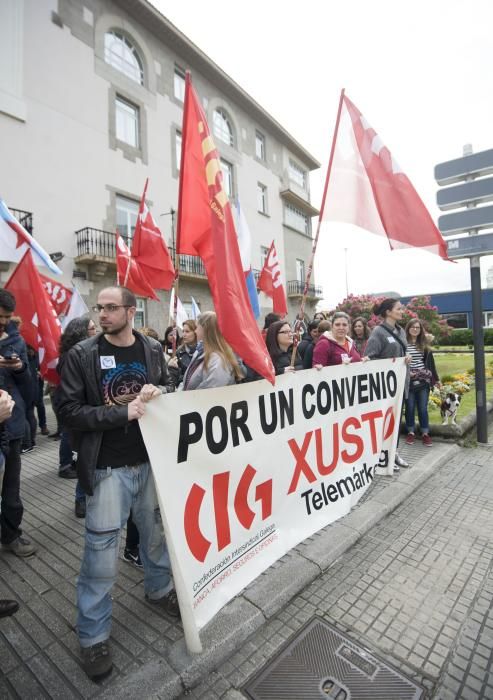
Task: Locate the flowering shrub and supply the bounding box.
[429,372,473,408]
[332,293,452,340]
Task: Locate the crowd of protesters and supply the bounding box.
[0,284,440,680]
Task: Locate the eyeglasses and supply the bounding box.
[278,330,293,335]
[92,304,131,313]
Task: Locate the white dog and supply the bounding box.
[441,393,461,425]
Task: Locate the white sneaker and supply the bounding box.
[395,452,410,468]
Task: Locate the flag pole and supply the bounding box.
[290,88,346,366]
[172,71,192,355]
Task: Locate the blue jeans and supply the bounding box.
[77,462,172,647]
[405,385,430,434]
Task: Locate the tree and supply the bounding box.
[332,293,451,341]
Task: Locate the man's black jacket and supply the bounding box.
[57,331,174,495]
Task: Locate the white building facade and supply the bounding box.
[0,0,322,333]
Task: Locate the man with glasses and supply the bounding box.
[57,286,177,681]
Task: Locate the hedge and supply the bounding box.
[438,328,493,346]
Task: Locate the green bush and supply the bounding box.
[438,328,493,346]
[439,329,473,346]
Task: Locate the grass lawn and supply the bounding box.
[427,353,493,424]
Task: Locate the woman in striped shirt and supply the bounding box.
[404,320,439,446]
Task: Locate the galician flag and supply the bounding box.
[0,199,62,275]
[234,200,260,319]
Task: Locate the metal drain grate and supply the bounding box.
[243,617,424,699]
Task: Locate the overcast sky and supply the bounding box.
[156,0,493,307]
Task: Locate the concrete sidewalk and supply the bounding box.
[0,413,458,699]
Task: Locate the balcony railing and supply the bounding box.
[168,246,207,279]
[75,227,124,260]
[10,208,33,236]
[287,280,323,298]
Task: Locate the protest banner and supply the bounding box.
[140,358,406,652]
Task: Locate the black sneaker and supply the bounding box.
[81,641,113,681]
[21,446,34,454]
[59,466,78,479]
[0,599,19,618]
[146,589,180,618]
[123,547,143,569]
[75,499,86,519]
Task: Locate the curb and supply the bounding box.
[430,398,493,439]
[101,442,460,699]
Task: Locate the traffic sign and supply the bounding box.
[447,232,493,259]
[435,149,493,185]
[437,177,493,211]
[438,205,493,236]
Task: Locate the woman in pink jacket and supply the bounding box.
[313,311,362,367]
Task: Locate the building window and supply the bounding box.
[257,183,267,214]
[285,204,310,235]
[485,311,493,327]
[104,31,144,85]
[116,195,139,242]
[115,97,139,148]
[220,159,234,198]
[174,66,186,102]
[289,159,307,189]
[296,259,305,284]
[255,131,265,160]
[213,109,234,147]
[134,298,146,328]
[441,312,468,329]
[175,130,182,171]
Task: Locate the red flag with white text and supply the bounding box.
[257,240,288,316]
[116,234,158,300]
[131,179,175,290]
[4,251,61,383]
[40,274,73,316]
[322,93,450,260]
[176,73,274,383]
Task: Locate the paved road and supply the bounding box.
[183,444,493,700]
[0,407,489,699]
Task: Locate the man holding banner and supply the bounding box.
[57,286,179,681]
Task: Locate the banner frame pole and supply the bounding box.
[153,486,203,654]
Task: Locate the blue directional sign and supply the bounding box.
[435,149,493,185]
[438,205,493,236]
[437,177,493,211]
[447,232,493,259]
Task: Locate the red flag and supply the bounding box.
[116,234,158,300]
[257,241,288,316]
[321,92,450,260]
[40,274,73,316]
[4,250,61,383]
[131,179,175,290]
[177,73,274,383]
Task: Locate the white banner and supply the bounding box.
[140,359,406,649]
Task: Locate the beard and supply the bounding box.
[101,318,129,335]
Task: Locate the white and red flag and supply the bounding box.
[321,92,450,260]
[116,234,158,301]
[257,240,288,316]
[131,179,175,290]
[5,251,61,383]
[40,274,73,317]
[176,73,274,383]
